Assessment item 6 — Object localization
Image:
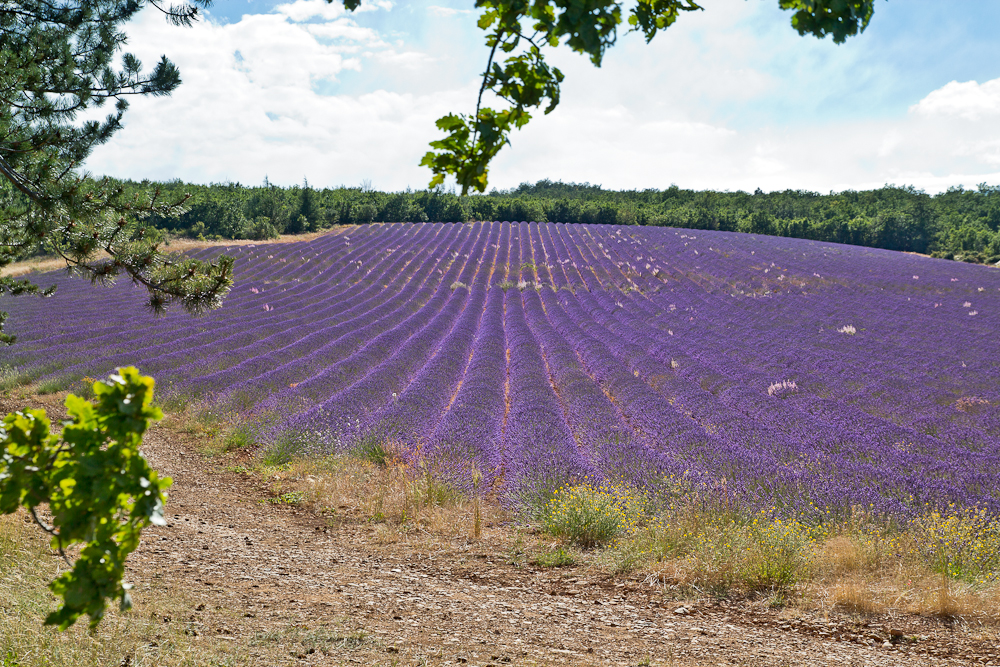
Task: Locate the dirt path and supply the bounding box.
[118,423,999,667]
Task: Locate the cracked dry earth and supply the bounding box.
[119,422,1000,667]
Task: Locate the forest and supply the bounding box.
[128,178,1000,264]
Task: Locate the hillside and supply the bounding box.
[3,221,998,517]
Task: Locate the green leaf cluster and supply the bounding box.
[779,0,875,44]
[0,367,171,629]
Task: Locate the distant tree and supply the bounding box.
[247,182,291,232]
[375,193,411,223]
[748,210,776,235]
[294,178,321,232]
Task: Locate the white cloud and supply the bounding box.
[911,78,1000,121]
[372,49,437,70]
[83,0,1000,194]
[274,0,345,22]
[306,20,384,44]
[83,3,464,189]
[274,0,392,22]
[427,6,471,17]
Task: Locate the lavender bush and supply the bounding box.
[3,221,998,518]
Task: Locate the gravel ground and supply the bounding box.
[118,422,1000,667]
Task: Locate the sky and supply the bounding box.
[83,0,1000,194]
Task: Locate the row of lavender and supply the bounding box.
[3,222,998,516]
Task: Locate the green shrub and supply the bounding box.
[222,423,256,452]
[626,506,814,594]
[911,507,1000,584]
[267,491,304,506]
[541,481,648,549]
[739,515,814,591]
[0,365,32,392]
[262,433,304,466]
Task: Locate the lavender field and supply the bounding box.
[3,222,999,517]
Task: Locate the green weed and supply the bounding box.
[532,546,576,568]
[153,390,194,414]
[351,433,391,468]
[407,466,459,509]
[910,506,1000,584]
[262,432,304,466]
[0,363,65,392]
[221,423,256,452]
[267,491,304,506]
[35,375,76,395]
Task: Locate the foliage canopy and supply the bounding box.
[122,178,1000,264]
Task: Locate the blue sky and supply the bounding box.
[84,0,1000,193]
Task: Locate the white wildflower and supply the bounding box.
[767,380,798,397]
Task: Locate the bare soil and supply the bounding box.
[121,422,998,667]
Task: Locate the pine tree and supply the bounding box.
[0,0,233,345]
[295,177,320,232]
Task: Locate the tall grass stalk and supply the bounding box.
[472,468,483,539]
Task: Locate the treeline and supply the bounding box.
[128,178,1000,264]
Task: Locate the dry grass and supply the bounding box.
[259,456,1000,622]
[816,535,865,575]
[263,455,509,545]
[0,512,222,667]
[801,522,1000,621]
[812,569,1000,621]
[0,228,349,278]
[625,507,814,597]
[519,490,1000,622]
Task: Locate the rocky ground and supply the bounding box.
[113,419,1000,667]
